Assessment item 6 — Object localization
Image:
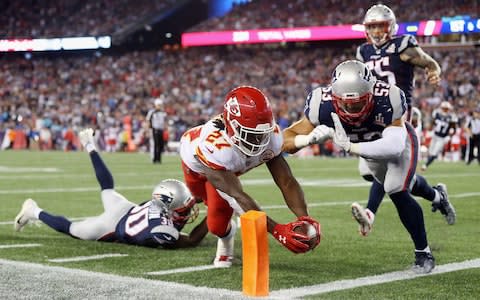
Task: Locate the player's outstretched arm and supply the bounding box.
[266,154,308,217]
[283,117,332,153]
[167,216,208,249]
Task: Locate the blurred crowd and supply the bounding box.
[0,0,176,38]
[1,45,479,155]
[189,0,478,32]
[0,0,479,163]
[1,0,477,38]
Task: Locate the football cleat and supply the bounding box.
[412,251,435,274]
[421,164,427,172]
[213,255,234,268]
[213,219,236,268]
[432,183,456,225]
[14,198,39,232]
[351,202,375,236]
[79,128,96,151]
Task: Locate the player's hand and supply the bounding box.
[307,125,334,144]
[297,216,321,249]
[272,222,310,254]
[426,68,441,86]
[331,113,351,152]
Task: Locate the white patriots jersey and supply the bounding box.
[180,118,283,175]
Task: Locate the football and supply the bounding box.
[293,221,319,250]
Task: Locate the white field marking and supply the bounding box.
[0,178,369,195]
[146,264,219,275]
[0,243,41,249]
[0,257,479,300]
[0,170,183,180]
[242,178,370,187]
[0,185,154,194]
[48,253,128,263]
[0,191,477,226]
[269,258,480,299]
[0,258,246,300]
[0,200,355,226]
[0,166,59,173]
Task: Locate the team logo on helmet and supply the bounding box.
[225,96,241,117]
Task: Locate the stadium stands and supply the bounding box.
[0,1,478,156]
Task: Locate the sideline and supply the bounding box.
[0,258,479,299]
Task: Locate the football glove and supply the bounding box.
[294,125,333,148]
[331,113,351,152]
[272,221,310,254]
[297,216,321,249]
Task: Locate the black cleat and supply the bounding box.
[412,251,435,274]
[432,183,456,225]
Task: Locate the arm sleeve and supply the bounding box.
[350,126,406,159]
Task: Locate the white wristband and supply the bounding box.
[294,135,310,148]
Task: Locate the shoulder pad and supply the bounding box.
[397,34,418,53]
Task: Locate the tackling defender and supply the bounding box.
[180,86,321,267]
[283,60,449,273]
[15,128,207,249]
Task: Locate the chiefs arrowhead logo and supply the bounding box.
[225,96,241,117]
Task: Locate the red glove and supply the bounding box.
[298,216,321,249]
[272,221,310,254]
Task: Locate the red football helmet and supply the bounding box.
[223,86,275,156]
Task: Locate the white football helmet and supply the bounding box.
[151,179,198,223]
[331,60,376,126]
[363,4,397,46]
[439,101,452,114]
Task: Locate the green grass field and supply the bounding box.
[0,150,479,299]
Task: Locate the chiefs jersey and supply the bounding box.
[180,118,283,175]
[356,34,417,105]
[304,80,407,143]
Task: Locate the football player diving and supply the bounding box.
[14,128,207,249]
[283,60,449,273]
[180,85,321,267]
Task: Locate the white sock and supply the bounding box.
[433,190,441,204]
[216,219,237,256]
[33,207,43,219]
[415,246,431,253]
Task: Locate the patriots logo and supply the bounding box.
[225,96,241,117]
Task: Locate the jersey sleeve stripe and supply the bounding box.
[306,88,322,125]
[195,147,226,171]
[389,85,407,120]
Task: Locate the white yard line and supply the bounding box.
[0,258,478,299]
[0,243,41,249]
[0,192,477,226]
[146,264,219,275]
[0,258,246,300]
[48,253,128,263]
[269,258,480,299]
